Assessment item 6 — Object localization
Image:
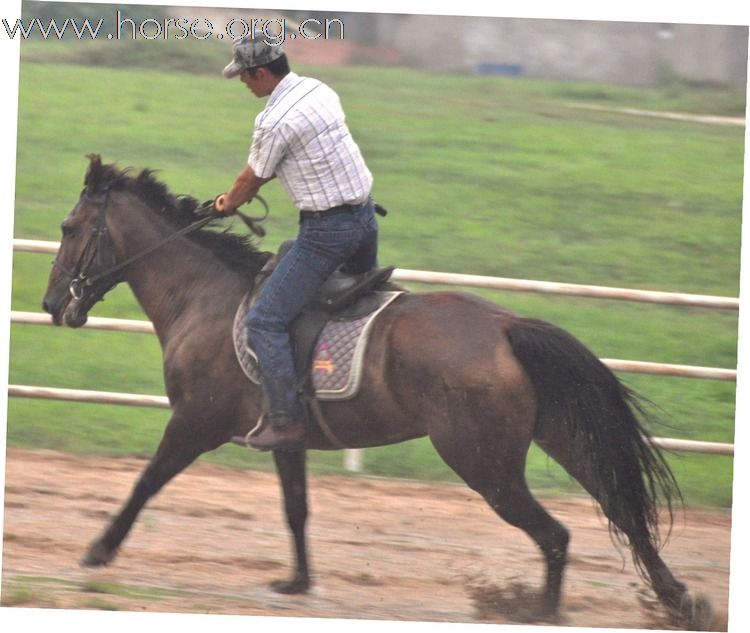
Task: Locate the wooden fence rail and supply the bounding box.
[7,384,734,456]
[14,239,740,309]
[9,311,737,382]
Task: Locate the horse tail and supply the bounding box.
[505,317,681,579]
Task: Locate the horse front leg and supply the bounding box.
[81,410,214,567]
[270,448,311,593]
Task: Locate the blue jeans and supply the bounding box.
[245,198,379,425]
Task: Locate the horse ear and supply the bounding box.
[84,153,103,192]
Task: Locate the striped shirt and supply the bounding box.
[247,72,373,212]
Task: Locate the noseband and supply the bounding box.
[53,189,270,304]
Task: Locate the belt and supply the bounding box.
[299,200,367,221]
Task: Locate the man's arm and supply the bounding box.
[215,165,272,214]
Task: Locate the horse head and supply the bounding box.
[42,154,125,327]
[43,154,273,329]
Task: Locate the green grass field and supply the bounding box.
[6,39,744,507]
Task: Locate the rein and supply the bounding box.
[55,189,269,301]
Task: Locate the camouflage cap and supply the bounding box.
[222,35,284,78]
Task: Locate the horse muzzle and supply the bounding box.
[42,291,88,328]
[42,290,69,326]
[63,297,89,328]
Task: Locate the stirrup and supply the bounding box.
[246,412,265,439]
[230,413,265,447]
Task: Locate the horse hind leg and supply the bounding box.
[476,469,570,618]
[506,316,716,630]
[426,392,569,619]
[534,418,715,630]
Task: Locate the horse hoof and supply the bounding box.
[269,576,310,594]
[533,605,562,624]
[678,592,716,631]
[80,540,116,567]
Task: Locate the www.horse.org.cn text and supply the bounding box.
[2,12,346,43]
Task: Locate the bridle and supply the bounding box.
[53,187,117,301]
[53,188,268,303]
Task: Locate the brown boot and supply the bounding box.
[247,421,305,451]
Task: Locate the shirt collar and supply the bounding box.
[266,72,299,108]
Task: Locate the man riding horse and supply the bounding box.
[215,34,379,451]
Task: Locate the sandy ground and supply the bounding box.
[1,449,732,629]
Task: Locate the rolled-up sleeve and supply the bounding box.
[248,124,287,179]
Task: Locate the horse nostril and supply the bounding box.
[42,299,52,314]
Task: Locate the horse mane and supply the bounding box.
[83,154,271,281]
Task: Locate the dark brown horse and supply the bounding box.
[42,155,714,628]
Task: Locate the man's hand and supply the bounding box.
[217,166,271,217]
[214,193,237,216]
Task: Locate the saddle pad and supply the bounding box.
[233,290,403,401]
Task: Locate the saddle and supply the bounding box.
[242,240,400,396]
[290,265,397,381]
